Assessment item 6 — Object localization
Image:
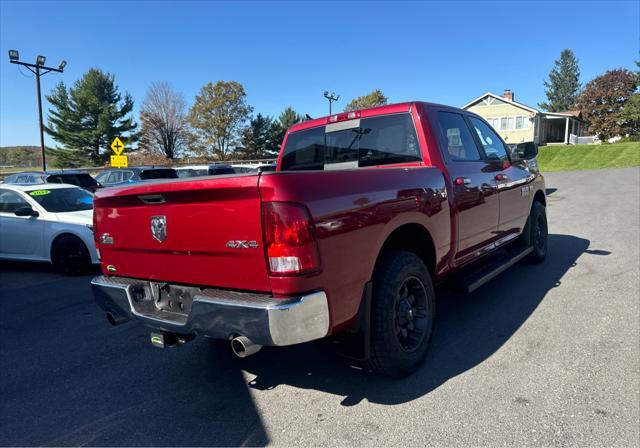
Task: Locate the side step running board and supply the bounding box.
[458,246,533,293]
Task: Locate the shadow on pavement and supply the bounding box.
[236,234,597,406]
[0,233,603,445]
[0,263,269,446]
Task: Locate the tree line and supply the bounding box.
[538,49,639,140]
[43,70,389,167]
[41,51,639,168]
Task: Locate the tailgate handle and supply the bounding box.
[139,194,166,204]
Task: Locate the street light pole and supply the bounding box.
[7,51,66,171]
[323,91,340,115]
[35,65,47,170]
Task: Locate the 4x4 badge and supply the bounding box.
[226,240,259,249]
[151,215,167,242]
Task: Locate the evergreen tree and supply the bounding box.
[270,107,302,150]
[620,60,640,138]
[45,68,137,165]
[238,114,278,159]
[539,49,581,112]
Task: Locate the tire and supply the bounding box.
[367,251,435,378]
[51,235,91,275]
[526,201,548,264]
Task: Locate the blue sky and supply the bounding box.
[0,0,638,147]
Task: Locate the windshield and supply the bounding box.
[28,188,93,212]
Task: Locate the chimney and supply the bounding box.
[503,89,514,102]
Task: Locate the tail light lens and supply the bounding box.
[262,202,320,275]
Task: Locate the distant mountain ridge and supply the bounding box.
[0,145,41,151]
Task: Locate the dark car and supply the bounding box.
[95,167,179,187]
[175,164,236,178]
[3,170,101,192]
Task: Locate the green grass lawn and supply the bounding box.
[537,141,640,172]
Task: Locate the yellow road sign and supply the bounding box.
[110,155,128,168]
[110,137,125,155]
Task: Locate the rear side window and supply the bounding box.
[140,169,178,180]
[281,113,421,171]
[436,112,482,161]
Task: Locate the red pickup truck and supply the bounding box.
[92,102,547,377]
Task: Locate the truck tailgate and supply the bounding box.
[92,175,271,291]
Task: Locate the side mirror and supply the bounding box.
[14,206,39,217]
[514,141,538,160]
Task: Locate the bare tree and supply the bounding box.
[139,82,189,159]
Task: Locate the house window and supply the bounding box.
[500,117,514,130]
[516,116,529,129]
[486,118,500,130]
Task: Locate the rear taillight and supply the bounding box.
[262,202,320,275]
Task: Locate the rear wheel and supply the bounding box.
[526,202,548,264]
[51,235,91,275]
[367,251,435,378]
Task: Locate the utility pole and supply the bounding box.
[324,91,340,115]
[8,51,66,171]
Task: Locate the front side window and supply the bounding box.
[95,172,108,183]
[0,189,29,213]
[469,117,509,161]
[280,113,421,171]
[106,171,123,184]
[436,112,482,161]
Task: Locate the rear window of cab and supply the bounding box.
[281,113,421,171]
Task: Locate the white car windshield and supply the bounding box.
[27,188,93,212]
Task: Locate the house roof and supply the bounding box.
[462,92,539,114]
[540,110,585,122]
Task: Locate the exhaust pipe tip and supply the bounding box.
[231,335,262,358]
[105,311,127,326]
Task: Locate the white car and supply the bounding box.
[0,183,98,274]
[174,164,236,178]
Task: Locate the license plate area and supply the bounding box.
[129,282,200,321]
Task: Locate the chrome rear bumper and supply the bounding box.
[91,275,330,346]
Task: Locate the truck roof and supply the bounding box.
[287,101,463,134]
[288,102,413,134]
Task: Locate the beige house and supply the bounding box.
[463,90,588,145]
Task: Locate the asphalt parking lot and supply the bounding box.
[1,167,639,447]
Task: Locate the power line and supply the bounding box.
[17,65,34,78]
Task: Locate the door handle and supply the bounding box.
[455,177,471,186]
[494,174,509,181]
